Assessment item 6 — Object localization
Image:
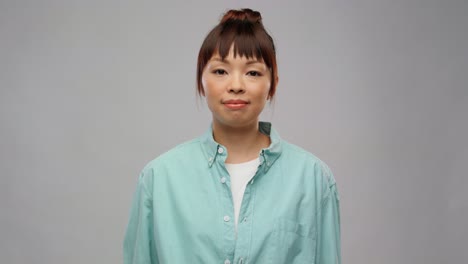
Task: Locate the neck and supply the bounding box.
[212,120,270,163]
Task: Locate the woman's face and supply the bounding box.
[202,46,271,128]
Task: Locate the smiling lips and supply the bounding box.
[223,99,249,110]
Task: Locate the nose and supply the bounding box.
[228,74,245,94]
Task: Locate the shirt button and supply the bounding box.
[223,215,230,222]
[218,148,224,154]
[224,260,231,264]
[220,177,227,184]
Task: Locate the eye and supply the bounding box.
[213,69,227,75]
[247,71,262,77]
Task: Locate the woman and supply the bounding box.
[124,8,341,264]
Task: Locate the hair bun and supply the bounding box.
[220,8,262,24]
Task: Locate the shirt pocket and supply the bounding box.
[271,218,316,264]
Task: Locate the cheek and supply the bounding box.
[203,82,216,99]
[202,79,220,105]
[201,74,209,95]
[260,81,271,99]
[202,75,218,95]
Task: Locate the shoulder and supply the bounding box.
[137,137,203,183]
[281,141,332,171]
[280,139,336,186]
[280,140,339,203]
[151,138,202,164]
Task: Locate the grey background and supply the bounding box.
[1,0,467,263]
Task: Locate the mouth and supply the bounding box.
[223,99,249,110]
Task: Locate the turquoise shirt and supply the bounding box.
[124,122,341,264]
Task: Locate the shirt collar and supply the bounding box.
[200,121,282,171]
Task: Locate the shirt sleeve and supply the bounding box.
[123,170,158,264]
[316,176,341,264]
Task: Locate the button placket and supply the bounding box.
[233,170,256,264]
[215,145,236,262]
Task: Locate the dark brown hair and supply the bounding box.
[196,8,278,98]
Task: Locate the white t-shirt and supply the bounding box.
[225,158,260,231]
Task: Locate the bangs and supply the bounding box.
[216,20,264,60]
[199,20,275,66]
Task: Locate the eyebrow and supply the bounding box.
[210,57,263,65]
